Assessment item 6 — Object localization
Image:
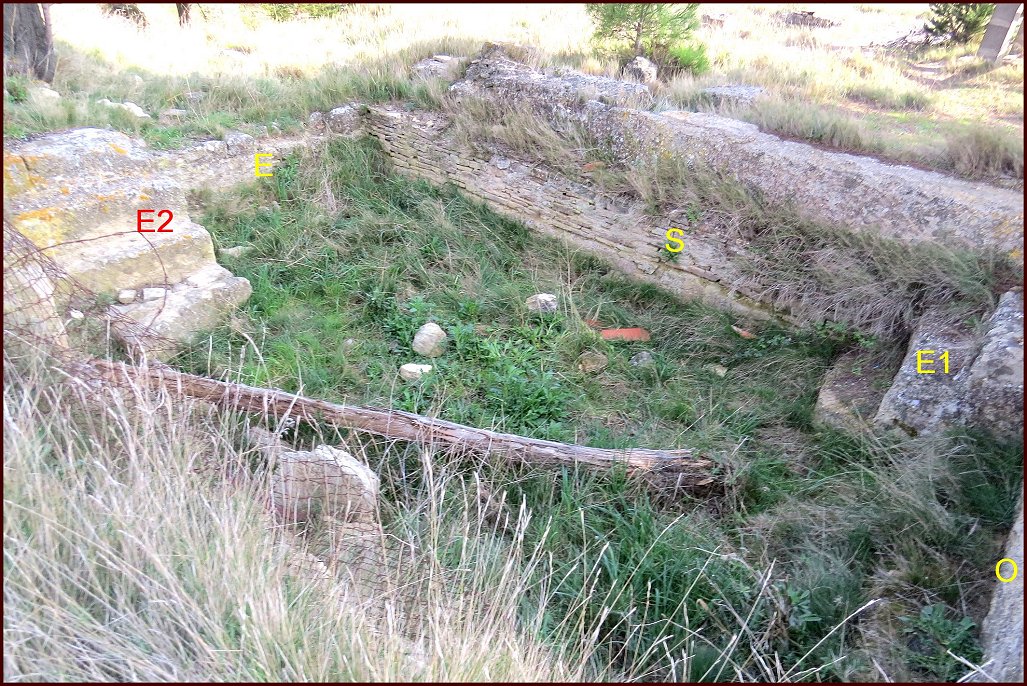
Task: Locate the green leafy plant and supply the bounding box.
[586,3,700,57]
[924,4,996,44]
[899,603,983,680]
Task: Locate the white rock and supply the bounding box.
[630,351,655,366]
[525,293,558,313]
[412,322,448,357]
[117,289,137,304]
[219,245,250,259]
[308,111,325,129]
[98,98,150,119]
[399,363,433,381]
[142,287,167,302]
[68,309,85,320]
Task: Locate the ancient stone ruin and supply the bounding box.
[3,44,1022,681]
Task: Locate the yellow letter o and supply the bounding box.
[995,558,1018,583]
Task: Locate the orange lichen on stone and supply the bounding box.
[60,187,71,194]
[138,193,151,201]
[109,143,128,154]
[15,207,59,223]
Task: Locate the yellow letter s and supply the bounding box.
[665,228,684,253]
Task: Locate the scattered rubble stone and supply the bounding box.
[117,289,137,304]
[399,363,433,381]
[630,351,655,367]
[577,351,609,373]
[525,293,558,313]
[219,245,250,259]
[98,98,150,119]
[412,322,448,357]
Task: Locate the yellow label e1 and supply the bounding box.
[665,227,684,253]
[916,349,949,374]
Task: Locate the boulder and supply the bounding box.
[28,84,60,104]
[399,363,433,381]
[412,322,448,357]
[307,111,325,129]
[623,55,658,83]
[117,289,137,304]
[219,245,251,259]
[970,494,1024,683]
[525,292,558,313]
[141,287,167,302]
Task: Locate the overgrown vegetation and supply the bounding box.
[4,4,1023,682]
[153,139,1020,680]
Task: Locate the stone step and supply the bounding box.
[42,219,216,296]
[109,263,252,361]
[6,128,150,188]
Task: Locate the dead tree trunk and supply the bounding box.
[88,359,718,492]
[175,3,191,26]
[3,3,55,83]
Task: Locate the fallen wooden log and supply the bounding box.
[88,359,719,492]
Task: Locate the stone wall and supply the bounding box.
[366,107,791,324]
[451,45,1024,260]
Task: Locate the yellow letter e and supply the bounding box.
[255,153,274,177]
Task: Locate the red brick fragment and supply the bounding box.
[600,327,651,342]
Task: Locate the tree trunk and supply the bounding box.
[86,359,719,494]
[3,3,55,83]
[175,3,191,26]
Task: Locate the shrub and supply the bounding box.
[924,4,996,44]
[586,3,700,57]
[666,43,710,75]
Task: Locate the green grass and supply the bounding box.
[169,137,1023,681]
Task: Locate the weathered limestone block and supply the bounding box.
[964,290,1025,439]
[875,291,1024,440]
[970,494,1023,683]
[813,348,901,433]
[270,443,380,524]
[44,219,217,296]
[8,128,149,179]
[451,46,1024,259]
[109,263,252,360]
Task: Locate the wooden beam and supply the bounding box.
[88,359,718,492]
